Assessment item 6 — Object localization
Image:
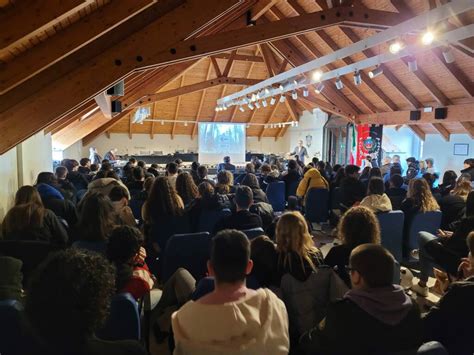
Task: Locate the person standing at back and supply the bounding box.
[172,230,289,355]
[217,156,236,173]
[290,140,309,164]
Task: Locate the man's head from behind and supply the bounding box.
[208,230,252,285]
[235,186,253,211]
[344,164,360,178]
[224,156,231,164]
[349,244,394,289]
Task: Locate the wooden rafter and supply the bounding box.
[250,0,280,21]
[408,125,426,141]
[432,123,450,141]
[171,76,185,139]
[128,114,133,139]
[212,52,264,63]
[460,122,474,139]
[150,102,157,139]
[276,98,299,140]
[210,56,222,77]
[259,102,281,139]
[259,44,277,77]
[222,50,237,77]
[94,92,112,119]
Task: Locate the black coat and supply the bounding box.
[461,166,474,181]
[340,177,366,208]
[213,210,262,234]
[439,194,466,230]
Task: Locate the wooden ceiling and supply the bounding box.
[1,0,473,152]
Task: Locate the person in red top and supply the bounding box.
[107,225,155,300]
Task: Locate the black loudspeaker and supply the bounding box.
[111,100,122,113]
[435,107,447,119]
[410,110,421,121]
[106,80,125,96]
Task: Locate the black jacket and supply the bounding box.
[439,194,466,230]
[213,210,262,234]
[461,166,474,181]
[423,276,474,355]
[42,197,78,229]
[324,244,352,287]
[340,177,366,208]
[386,187,407,210]
[186,194,231,232]
[276,250,324,285]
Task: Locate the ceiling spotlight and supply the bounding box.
[278,83,284,91]
[295,121,298,127]
[264,87,271,95]
[215,106,219,112]
[312,70,323,82]
[279,94,286,103]
[353,71,362,86]
[255,101,261,109]
[291,91,298,100]
[248,102,255,110]
[389,41,403,54]
[262,99,268,107]
[335,77,344,90]
[368,66,383,78]
[161,120,164,125]
[251,93,257,102]
[184,122,188,127]
[243,97,250,104]
[422,30,434,45]
[270,97,276,105]
[302,87,309,97]
[407,56,418,72]
[442,46,455,63]
[264,124,268,129]
[315,82,325,94]
[239,106,245,112]
[222,104,228,111]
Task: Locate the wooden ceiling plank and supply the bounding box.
[250,0,280,22]
[408,125,426,141]
[0,0,156,94]
[460,122,474,139]
[210,56,222,77]
[213,52,264,62]
[191,60,214,139]
[128,114,132,139]
[150,102,157,139]
[432,123,450,141]
[171,76,185,139]
[259,44,276,77]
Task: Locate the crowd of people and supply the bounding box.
[0,152,473,355]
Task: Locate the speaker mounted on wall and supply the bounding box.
[111,100,122,113]
[106,80,125,96]
[410,110,421,121]
[434,107,447,119]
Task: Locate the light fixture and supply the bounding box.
[255,101,261,109]
[302,87,309,97]
[264,87,271,95]
[407,56,418,72]
[442,46,455,63]
[251,93,257,102]
[291,90,298,100]
[389,41,403,54]
[312,70,323,82]
[335,77,344,90]
[214,106,220,112]
[270,97,276,105]
[239,106,245,112]
[353,71,362,85]
[248,102,255,110]
[161,120,164,125]
[264,124,268,129]
[243,97,250,104]
[222,104,228,111]
[262,99,268,107]
[295,121,298,127]
[315,82,325,94]
[279,94,286,103]
[422,30,434,45]
[368,66,383,78]
[278,83,284,91]
[184,122,188,127]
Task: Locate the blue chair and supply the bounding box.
[72,240,107,255]
[0,300,24,355]
[305,188,329,223]
[148,214,191,251]
[266,181,286,212]
[197,209,231,233]
[162,232,212,282]
[408,211,442,250]
[98,293,140,341]
[129,197,146,222]
[377,211,404,261]
[286,180,300,200]
[330,187,343,210]
[242,227,265,240]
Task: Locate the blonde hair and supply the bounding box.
[407,178,439,212]
[276,211,320,272]
[451,179,472,200]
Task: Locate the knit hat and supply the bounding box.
[0,256,23,301]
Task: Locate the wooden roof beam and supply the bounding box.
[432,123,450,141]
[210,56,222,77]
[212,52,264,63]
[192,61,216,139]
[94,92,112,119]
[460,122,474,139]
[0,0,156,94]
[250,0,280,22]
[408,125,426,141]
[171,76,185,139]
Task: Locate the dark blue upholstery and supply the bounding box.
[408,211,442,250]
[0,300,24,355]
[305,188,329,223]
[129,198,145,222]
[197,209,231,233]
[98,293,140,341]
[377,211,404,261]
[241,227,265,240]
[72,240,107,255]
[162,232,212,282]
[330,187,343,210]
[266,181,286,212]
[286,180,300,200]
[149,215,190,251]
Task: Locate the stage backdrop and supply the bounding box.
[198,123,246,164]
[355,124,383,167]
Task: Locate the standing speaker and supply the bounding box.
[111,100,122,113]
[435,107,447,119]
[410,110,421,121]
[106,80,125,96]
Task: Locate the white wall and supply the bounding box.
[0,148,19,220]
[422,133,473,175]
[382,126,422,172]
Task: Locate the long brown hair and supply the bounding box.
[407,178,439,212]
[276,211,320,272]
[451,179,472,200]
[338,206,381,248]
[143,177,184,222]
[215,170,233,194]
[77,192,117,241]
[175,172,198,205]
[3,186,45,234]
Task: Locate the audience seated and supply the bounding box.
[55,166,77,201]
[438,170,457,197]
[248,236,279,288]
[439,178,472,229]
[83,172,130,202]
[1,186,68,246]
[235,163,255,185]
[25,249,146,355]
[296,167,329,202]
[423,231,474,354]
[422,172,441,201]
[147,163,160,177]
[175,172,198,206]
[0,256,23,301]
[324,206,381,287]
[380,156,392,176]
[217,155,236,172]
[171,230,289,354]
[340,165,366,209]
[215,170,234,194]
[359,166,371,185]
[109,186,137,227]
[190,161,200,185]
[331,166,345,189]
[301,244,423,355]
[165,162,178,189]
[213,186,262,233]
[126,167,145,196]
[461,158,474,181]
[360,177,392,213]
[106,226,155,301]
[64,159,90,191]
[78,157,91,176]
[259,163,280,191]
[275,211,324,285]
[241,173,269,204]
[385,174,406,210]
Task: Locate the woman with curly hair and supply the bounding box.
[325,206,381,286]
[214,170,234,195]
[175,172,198,206]
[275,211,324,284]
[25,249,146,355]
[2,186,68,246]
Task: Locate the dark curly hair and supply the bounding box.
[338,206,381,248]
[107,225,143,265]
[143,176,183,222]
[26,249,115,348]
[176,172,198,206]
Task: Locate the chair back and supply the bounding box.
[148,214,190,250]
[377,211,404,261]
[0,240,60,286]
[129,198,145,222]
[286,180,300,200]
[241,227,265,240]
[98,293,140,341]
[305,188,329,223]
[197,209,231,233]
[0,300,24,355]
[408,211,442,250]
[266,181,286,212]
[72,240,107,255]
[330,187,343,210]
[417,341,448,355]
[162,232,212,282]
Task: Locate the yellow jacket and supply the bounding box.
[296,168,329,198]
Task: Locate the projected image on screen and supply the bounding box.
[199,123,246,164]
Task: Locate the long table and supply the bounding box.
[122,153,266,165]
